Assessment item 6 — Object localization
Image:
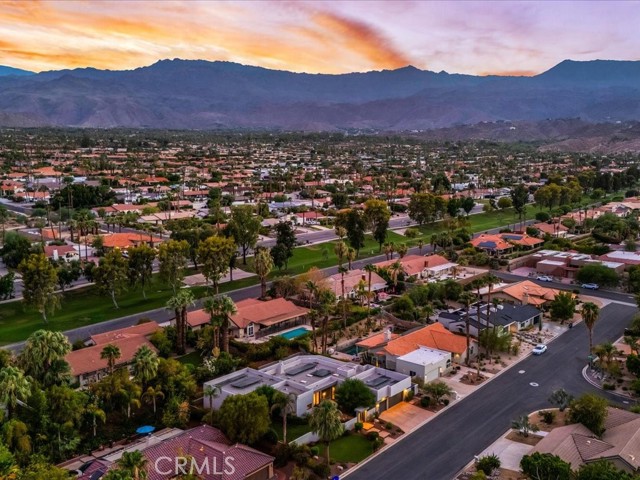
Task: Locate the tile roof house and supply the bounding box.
[65,335,157,387]
[487,280,563,307]
[371,323,471,369]
[186,298,309,339]
[532,407,640,473]
[471,233,543,255]
[102,232,164,250]
[533,222,569,238]
[375,254,458,280]
[324,269,387,300]
[77,425,274,480]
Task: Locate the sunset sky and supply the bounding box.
[1,0,639,75]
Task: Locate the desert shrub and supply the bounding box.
[420,396,431,408]
[477,454,501,475]
[539,410,556,424]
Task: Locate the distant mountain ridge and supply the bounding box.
[0,59,638,130]
[0,66,34,77]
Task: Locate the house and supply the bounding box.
[203,355,412,418]
[88,321,160,346]
[484,280,563,307]
[533,222,569,238]
[395,346,452,383]
[371,323,471,368]
[187,298,309,339]
[43,244,79,262]
[532,407,640,473]
[65,336,157,387]
[374,254,459,280]
[76,425,275,480]
[599,250,640,270]
[470,233,543,255]
[102,232,163,250]
[439,303,542,336]
[528,250,625,279]
[324,269,387,301]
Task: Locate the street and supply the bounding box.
[345,302,636,480]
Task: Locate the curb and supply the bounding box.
[581,365,637,402]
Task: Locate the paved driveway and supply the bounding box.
[379,402,434,432]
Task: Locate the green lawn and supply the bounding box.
[321,434,373,463]
[177,350,203,366]
[271,419,312,443]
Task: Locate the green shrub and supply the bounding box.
[420,396,431,408]
[309,446,319,457]
[385,422,393,429]
[263,428,279,444]
[476,454,501,475]
[354,422,363,432]
[367,431,379,441]
[539,410,556,424]
[603,383,615,390]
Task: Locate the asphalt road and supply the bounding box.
[345,302,637,480]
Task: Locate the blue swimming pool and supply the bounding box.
[279,327,310,340]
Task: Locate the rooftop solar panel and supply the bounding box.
[231,376,261,389]
[285,363,316,376]
[366,376,390,388]
[312,369,332,378]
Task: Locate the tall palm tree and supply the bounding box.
[397,243,408,259]
[308,309,320,353]
[132,345,159,386]
[272,391,297,444]
[309,400,344,466]
[85,403,106,437]
[203,384,221,425]
[254,247,274,298]
[417,239,424,255]
[363,263,376,319]
[593,342,616,374]
[338,266,348,327]
[19,329,71,384]
[484,273,500,330]
[581,302,600,353]
[334,240,348,268]
[100,344,121,375]
[118,450,148,480]
[119,382,142,419]
[0,366,31,417]
[203,296,223,353]
[388,261,404,293]
[166,289,195,355]
[210,295,238,353]
[142,385,164,414]
[459,291,476,366]
[346,247,356,270]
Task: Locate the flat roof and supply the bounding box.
[397,346,451,366]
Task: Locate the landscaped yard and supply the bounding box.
[271,420,312,443]
[321,433,373,463]
[177,350,203,366]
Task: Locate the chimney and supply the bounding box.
[361,274,366,281]
[424,260,427,267]
[384,328,392,341]
[522,293,529,305]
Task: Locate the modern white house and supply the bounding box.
[395,346,452,383]
[203,355,412,418]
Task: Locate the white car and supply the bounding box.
[537,275,553,282]
[581,283,599,290]
[532,344,548,355]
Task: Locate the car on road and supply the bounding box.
[581,283,600,290]
[532,344,547,355]
[536,275,553,282]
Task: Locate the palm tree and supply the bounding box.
[272,391,297,444]
[417,239,424,255]
[132,345,159,386]
[582,302,600,353]
[397,243,408,259]
[119,382,142,419]
[309,400,344,465]
[210,295,238,353]
[118,450,148,480]
[387,261,404,293]
[593,342,616,375]
[346,247,356,270]
[142,385,164,414]
[338,266,348,326]
[100,344,121,375]
[254,247,274,298]
[203,296,223,353]
[19,330,71,384]
[459,291,476,366]
[308,309,320,353]
[363,263,376,319]
[85,403,106,437]
[166,289,196,355]
[0,366,31,417]
[203,384,221,425]
[484,273,499,330]
[334,240,348,268]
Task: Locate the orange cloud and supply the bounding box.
[311,10,411,69]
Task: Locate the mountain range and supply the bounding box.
[0,59,639,131]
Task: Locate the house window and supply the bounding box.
[247,324,254,336]
[409,370,416,377]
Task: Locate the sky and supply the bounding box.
[0,0,639,76]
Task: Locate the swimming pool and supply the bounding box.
[279,327,310,340]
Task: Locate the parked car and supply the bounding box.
[536,275,553,282]
[532,344,548,355]
[581,283,599,290]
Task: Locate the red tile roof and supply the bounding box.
[380,323,467,356]
[65,336,156,377]
[90,321,160,345]
[230,298,308,329]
